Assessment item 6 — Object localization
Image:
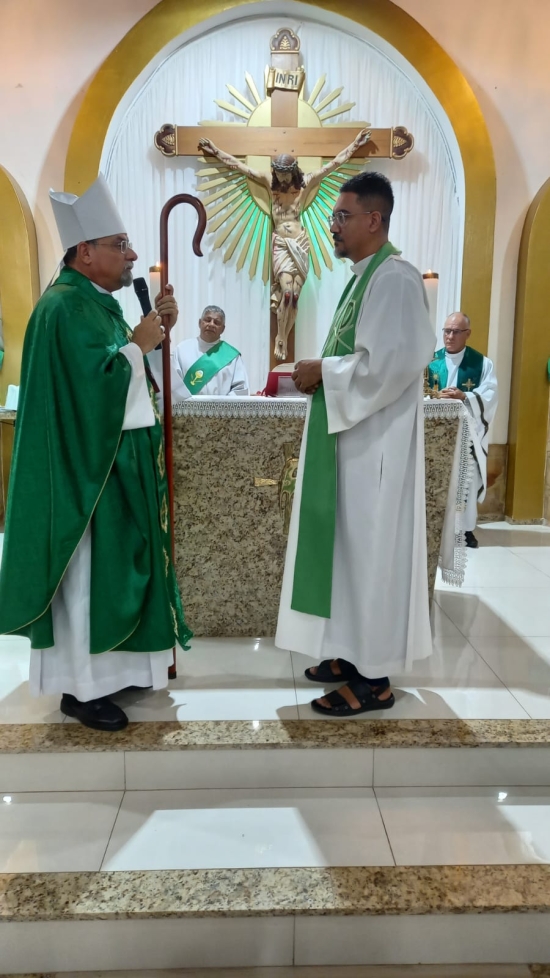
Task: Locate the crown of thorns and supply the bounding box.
[271,158,300,171]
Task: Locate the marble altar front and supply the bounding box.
[172,397,468,637]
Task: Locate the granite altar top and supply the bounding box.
[2,865,550,920]
[2,718,550,753]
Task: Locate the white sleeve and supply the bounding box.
[147,347,191,404]
[119,343,155,430]
[229,356,250,396]
[463,357,498,434]
[322,262,435,434]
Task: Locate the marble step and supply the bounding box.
[2,867,550,970]
[3,970,549,978]
[2,719,550,791]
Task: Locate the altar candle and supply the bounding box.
[149,263,161,302]
[422,270,439,334]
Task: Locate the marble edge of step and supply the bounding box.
[2,865,550,922]
[2,719,550,753]
[2,972,550,978]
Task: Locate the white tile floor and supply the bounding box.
[101,787,394,870]
[3,784,550,872]
[3,521,550,724]
[2,521,550,876]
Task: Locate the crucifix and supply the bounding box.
[155,27,414,366]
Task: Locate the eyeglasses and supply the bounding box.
[443,328,470,336]
[329,210,373,228]
[94,240,133,255]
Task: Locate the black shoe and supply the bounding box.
[465,530,479,549]
[118,685,152,692]
[60,693,129,731]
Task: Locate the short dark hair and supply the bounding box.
[63,239,98,266]
[340,171,394,226]
[201,304,225,323]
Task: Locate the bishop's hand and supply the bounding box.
[155,284,178,330]
[132,311,165,355]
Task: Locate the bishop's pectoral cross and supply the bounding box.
[155,27,413,365]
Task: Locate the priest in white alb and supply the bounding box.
[427,312,498,548]
[149,305,249,402]
[275,171,436,717]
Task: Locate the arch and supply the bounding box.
[506,177,550,521]
[64,0,496,354]
[0,166,39,402]
[0,166,39,513]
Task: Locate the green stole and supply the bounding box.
[428,346,484,393]
[183,340,240,394]
[291,242,400,618]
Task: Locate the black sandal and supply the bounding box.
[304,659,359,684]
[311,677,395,716]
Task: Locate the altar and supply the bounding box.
[172,397,468,637]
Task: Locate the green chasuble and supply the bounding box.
[183,340,240,394]
[427,346,484,393]
[0,266,191,654]
[291,242,400,618]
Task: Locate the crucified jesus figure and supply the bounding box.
[198,128,371,361]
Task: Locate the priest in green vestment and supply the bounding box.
[427,312,498,548]
[0,174,191,731]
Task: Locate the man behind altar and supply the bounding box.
[428,312,498,549]
[276,171,436,717]
[0,175,191,732]
[148,304,249,401]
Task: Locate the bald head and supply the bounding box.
[443,311,471,354]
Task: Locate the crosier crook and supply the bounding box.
[159,194,207,677]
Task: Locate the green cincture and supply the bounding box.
[183,341,240,394]
[0,266,190,654]
[427,346,484,393]
[291,241,401,618]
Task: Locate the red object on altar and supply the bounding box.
[263,370,300,397]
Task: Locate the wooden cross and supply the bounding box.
[154,27,414,364]
[155,29,413,161]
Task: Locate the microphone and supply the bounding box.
[133,277,153,316]
[133,276,163,356]
[132,277,160,392]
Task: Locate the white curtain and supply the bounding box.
[103,14,463,393]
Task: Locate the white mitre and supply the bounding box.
[49,174,126,251]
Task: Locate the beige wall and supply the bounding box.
[395,0,550,443]
[0,0,157,282]
[1,0,549,442]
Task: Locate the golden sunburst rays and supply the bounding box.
[302,161,365,277]
[202,73,360,127]
[197,73,367,281]
[308,78,356,122]
[195,161,272,283]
